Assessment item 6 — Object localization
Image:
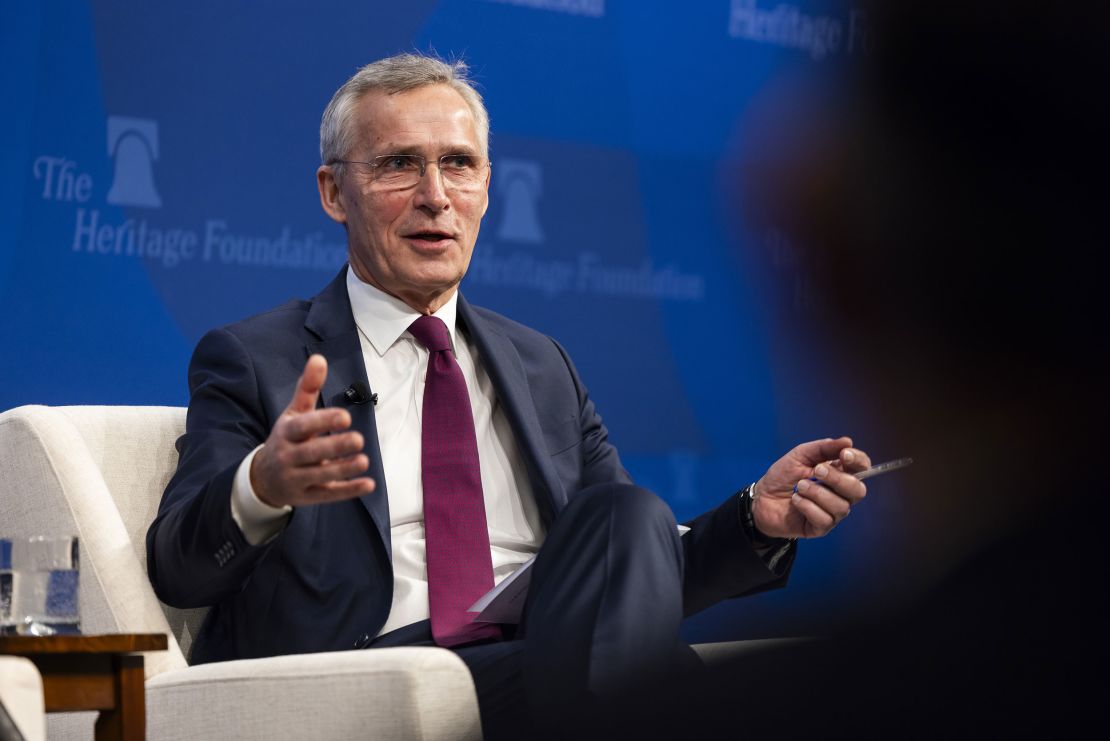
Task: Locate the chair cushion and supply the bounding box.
[145,647,481,741]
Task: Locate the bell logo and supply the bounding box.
[495,159,544,244]
[106,116,162,208]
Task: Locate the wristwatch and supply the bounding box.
[739,481,796,570]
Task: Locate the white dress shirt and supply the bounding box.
[231,270,545,637]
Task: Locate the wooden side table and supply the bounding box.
[0,633,167,741]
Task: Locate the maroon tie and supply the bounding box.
[408,315,501,647]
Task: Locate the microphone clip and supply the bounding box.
[344,381,377,406]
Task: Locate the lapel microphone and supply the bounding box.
[343,380,377,406]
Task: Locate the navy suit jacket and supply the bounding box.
[147,267,792,664]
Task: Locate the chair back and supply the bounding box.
[58,406,211,663]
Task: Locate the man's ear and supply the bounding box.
[317,165,347,224]
[479,161,491,218]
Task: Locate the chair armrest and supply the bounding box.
[145,647,481,741]
[692,637,815,667]
[0,656,46,741]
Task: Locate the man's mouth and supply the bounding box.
[404,230,454,243]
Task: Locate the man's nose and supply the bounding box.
[413,162,450,211]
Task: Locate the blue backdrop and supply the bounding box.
[2,0,899,643]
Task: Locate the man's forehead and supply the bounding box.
[353,85,480,152]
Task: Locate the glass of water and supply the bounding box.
[0,535,80,636]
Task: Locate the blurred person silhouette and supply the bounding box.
[630,1,1105,737]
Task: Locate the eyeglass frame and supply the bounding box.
[327,153,492,189]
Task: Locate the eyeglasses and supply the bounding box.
[330,154,490,191]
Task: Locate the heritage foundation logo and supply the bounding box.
[105,116,162,208]
[496,159,545,244]
[728,0,871,60]
[29,116,346,271]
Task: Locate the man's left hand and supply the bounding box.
[752,437,871,539]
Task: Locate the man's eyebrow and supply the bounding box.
[373,143,480,156]
[374,144,423,156]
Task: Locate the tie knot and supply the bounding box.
[408,315,453,353]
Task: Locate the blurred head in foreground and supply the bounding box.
[739,0,1103,600]
[682,2,1106,736]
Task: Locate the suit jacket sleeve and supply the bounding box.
[146,326,279,608]
[679,492,795,616]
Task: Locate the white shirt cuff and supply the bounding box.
[231,444,292,545]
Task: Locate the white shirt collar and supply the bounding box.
[345,266,460,357]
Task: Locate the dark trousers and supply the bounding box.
[369,483,692,740]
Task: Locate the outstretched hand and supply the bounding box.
[250,354,375,508]
[752,437,871,540]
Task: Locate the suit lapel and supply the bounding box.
[304,267,392,561]
[458,296,565,525]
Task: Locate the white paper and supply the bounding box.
[468,524,691,624]
[468,555,536,623]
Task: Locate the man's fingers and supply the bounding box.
[795,476,856,518]
[288,454,371,489]
[255,443,371,508]
[796,436,853,464]
[287,354,328,415]
[281,408,352,443]
[282,431,364,467]
[789,489,837,535]
[304,477,377,503]
[809,462,867,504]
[838,447,872,474]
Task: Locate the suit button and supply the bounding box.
[354,634,372,649]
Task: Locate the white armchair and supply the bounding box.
[0,405,480,741]
[0,404,773,740]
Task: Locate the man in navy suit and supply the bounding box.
[147,53,872,738]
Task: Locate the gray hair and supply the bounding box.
[319,53,490,166]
